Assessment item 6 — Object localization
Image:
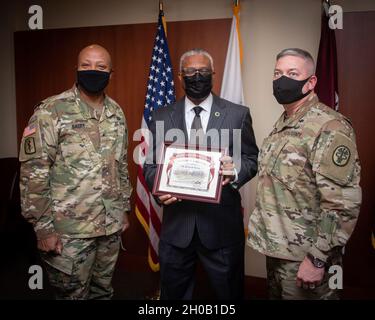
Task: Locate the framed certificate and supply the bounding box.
[152,142,226,203]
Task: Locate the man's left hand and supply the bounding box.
[220,156,235,186]
[296,257,325,290]
[122,213,130,233]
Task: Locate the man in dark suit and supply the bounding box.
[143,48,258,299]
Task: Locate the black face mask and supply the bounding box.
[183,73,212,100]
[273,75,311,104]
[77,70,110,94]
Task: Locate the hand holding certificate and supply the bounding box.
[153,142,227,204]
[219,155,236,186]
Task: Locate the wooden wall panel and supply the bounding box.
[14,19,231,265]
[336,11,375,288]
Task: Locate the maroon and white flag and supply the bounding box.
[315,5,339,110]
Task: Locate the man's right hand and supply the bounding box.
[37,233,63,255]
[158,194,180,206]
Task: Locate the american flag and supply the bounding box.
[135,9,176,272]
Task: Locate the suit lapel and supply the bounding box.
[205,95,227,148]
[206,94,227,131]
[169,98,188,143]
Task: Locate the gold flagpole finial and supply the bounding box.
[159,0,167,35]
[233,0,240,15]
[159,0,164,12]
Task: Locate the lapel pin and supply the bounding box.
[215,112,220,117]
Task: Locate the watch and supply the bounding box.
[307,253,326,268]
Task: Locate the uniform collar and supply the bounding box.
[273,93,319,133]
[72,84,116,119]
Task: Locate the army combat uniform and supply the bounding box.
[19,86,132,299]
[247,93,361,300]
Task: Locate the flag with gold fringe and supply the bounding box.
[135,6,176,272]
[220,1,250,234]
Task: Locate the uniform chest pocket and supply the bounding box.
[258,136,278,176]
[267,140,307,191]
[99,118,124,159]
[59,122,95,167]
[114,122,125,161]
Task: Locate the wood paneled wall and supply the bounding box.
[336,11,375,288]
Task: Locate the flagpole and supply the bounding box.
[159,0,163,12]
[323,0,330,16]
[159,0,167,36]
[232,0,243,64]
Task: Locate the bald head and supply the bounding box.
[77,44,112,72]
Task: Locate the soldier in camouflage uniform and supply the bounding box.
[247,48,361,300]
[19,44,132,299]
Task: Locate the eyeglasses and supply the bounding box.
[181,68,214,77]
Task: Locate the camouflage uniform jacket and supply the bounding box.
[247,94,361,262]
[19,86,132,240]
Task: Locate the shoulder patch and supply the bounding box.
[332,145,351,167]
[316,132,356,186]
[24,137,36,154]
[23,123,37,137]
[19,120,43,162]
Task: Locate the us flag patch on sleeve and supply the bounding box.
[23,124,36,137]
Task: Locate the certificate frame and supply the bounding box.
[152,142,227,203]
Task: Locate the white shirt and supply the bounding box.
[183,93,238,184]
[184,93,213,140]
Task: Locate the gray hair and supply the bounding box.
[179,49,214,71]
[276,48,315,75]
